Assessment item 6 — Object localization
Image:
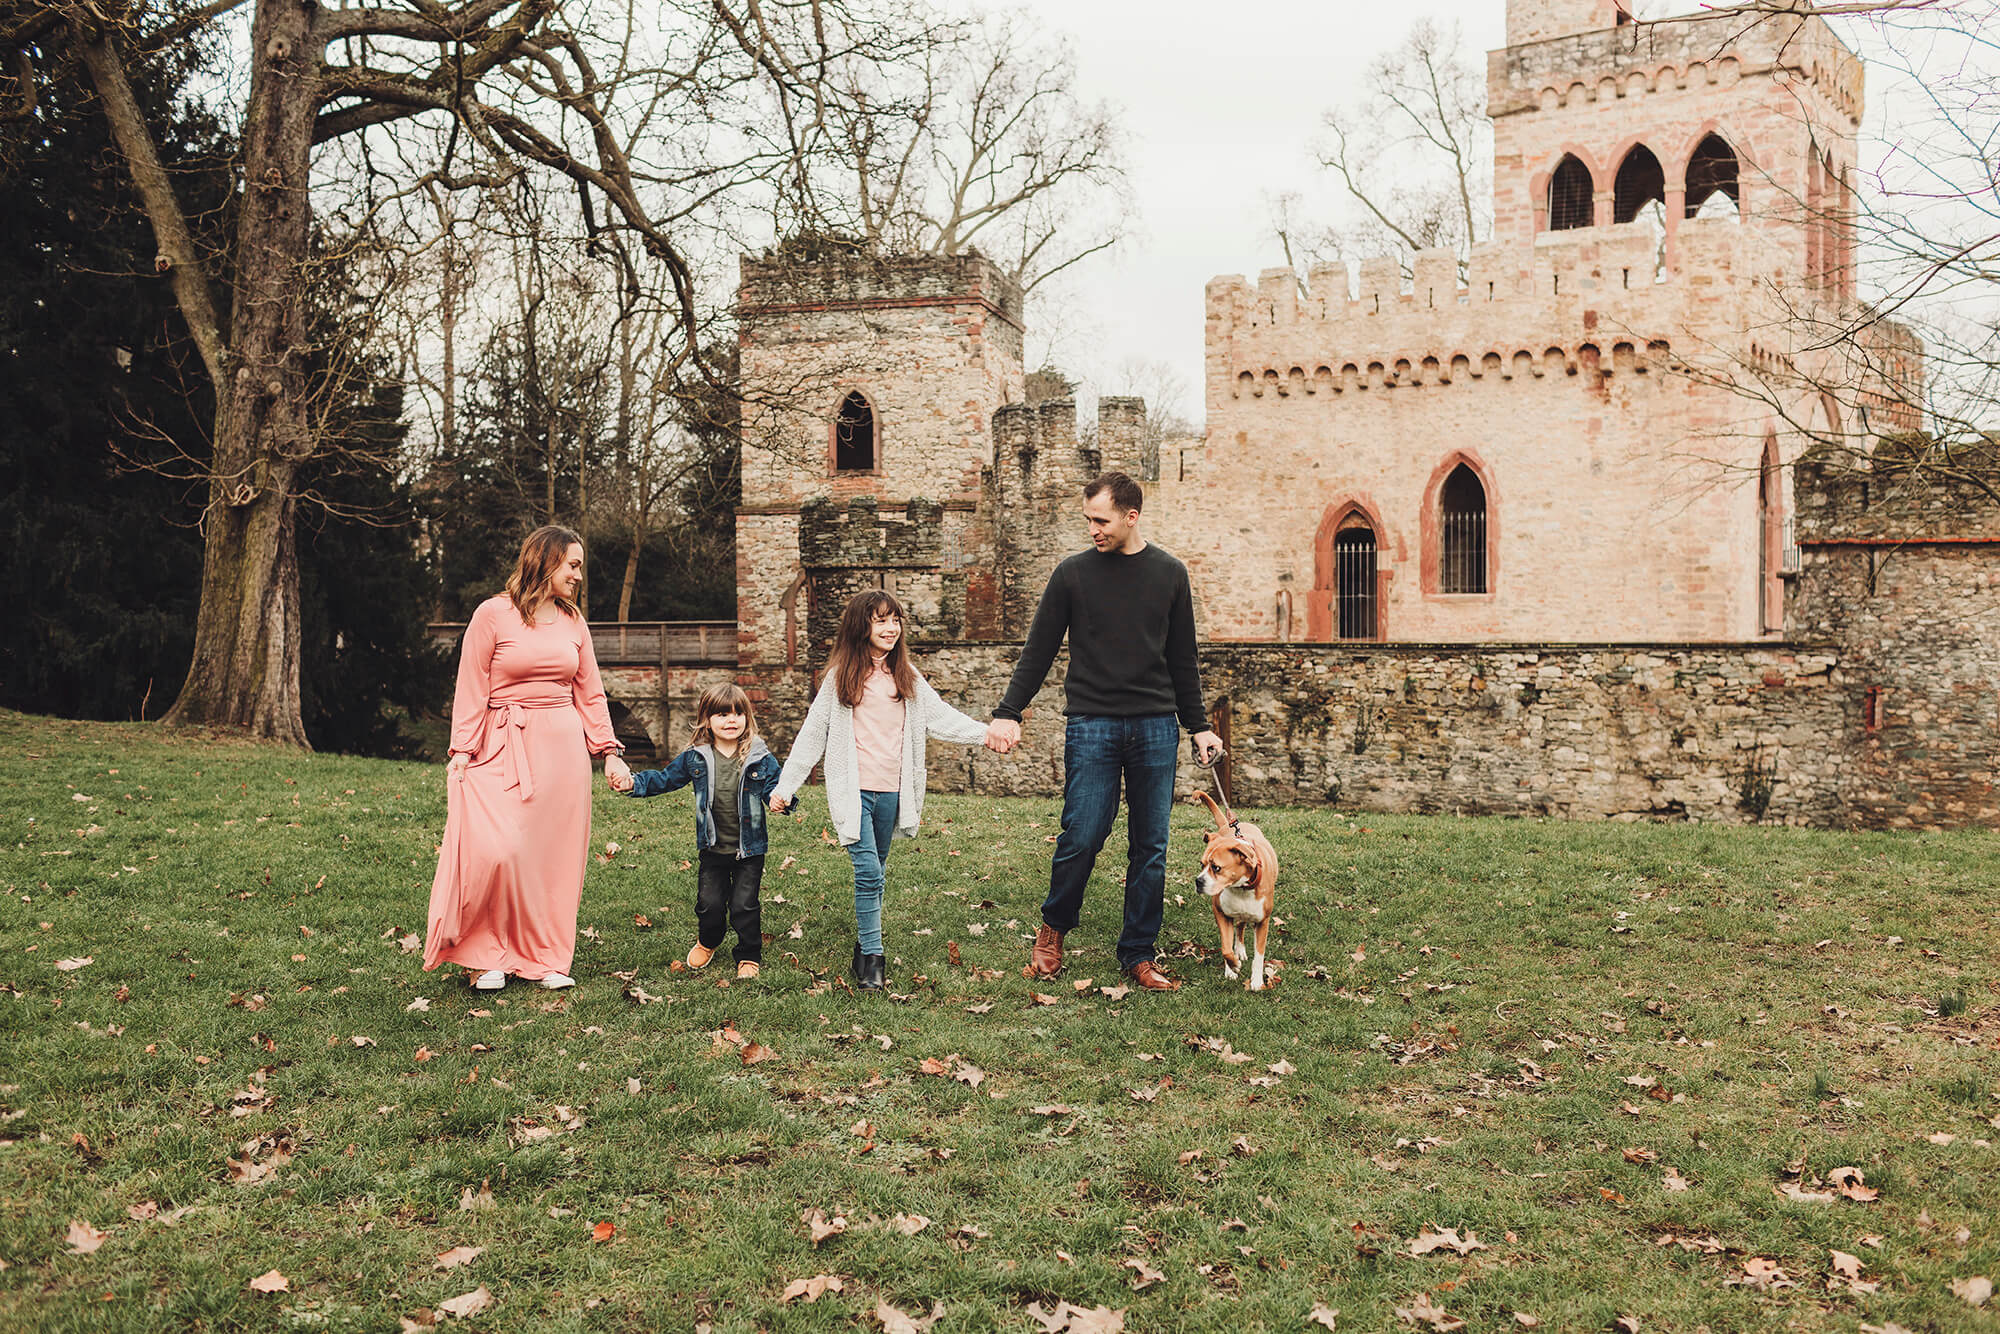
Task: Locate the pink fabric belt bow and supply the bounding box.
[485,697,571,801]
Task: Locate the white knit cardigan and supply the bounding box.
[773,669,990,846]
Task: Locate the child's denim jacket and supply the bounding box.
[625,738,780,858]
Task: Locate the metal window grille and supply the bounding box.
[1334,530,1377,640]
[1548,156,1593,232]
[1441,508,1487,593]
[1781,516,1800,575]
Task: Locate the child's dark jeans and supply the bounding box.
[696,850,765,963]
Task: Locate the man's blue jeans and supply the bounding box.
[1042,714,1179,970]
[847,790,900,956]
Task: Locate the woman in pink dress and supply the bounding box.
[425,526,632,990]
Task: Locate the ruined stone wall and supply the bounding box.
[1788,451,2000,828]
[910,639,1851,822]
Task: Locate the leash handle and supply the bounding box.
[1193,742,1236,823]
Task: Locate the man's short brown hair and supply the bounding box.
[1084,471,1144,514]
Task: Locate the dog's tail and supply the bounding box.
[1191,789,1233,834]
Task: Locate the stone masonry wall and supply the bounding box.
[1789,450,2000,828]
[911,640,1851,824]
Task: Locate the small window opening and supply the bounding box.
[1684,133,1741,219]
[1613,145,1666,224]
[834,391,875,471]
[1440,465,1488,594]
[1548,155,1594,231]
[1334,524,1378,640]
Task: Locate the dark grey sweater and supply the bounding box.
[993,543,1208,731]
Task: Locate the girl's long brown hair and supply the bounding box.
[691,683,759,748]
[506,525,584,625]
[827,590,918,708]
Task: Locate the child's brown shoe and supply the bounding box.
[686,942,715,969]
[735,960,760,981]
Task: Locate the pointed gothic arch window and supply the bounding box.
[1613,145,1666,223]
[834,391,876,471]
[1334,524,1378,640]
[1439,464,1488,594]
[1758,432,1784,632]
[1684,133,1741,219]
[1548,155,1594,232]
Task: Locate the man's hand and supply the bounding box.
[1191,730,1224,766]
[985,718,1021,754]
[768,793,790,813]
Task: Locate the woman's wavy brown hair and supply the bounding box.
[826,590,917,708]
[506,525,584,625]
[690,683,759,748]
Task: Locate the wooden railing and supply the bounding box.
[427,620,736,668]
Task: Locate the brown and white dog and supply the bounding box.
[1191,791,1279,991]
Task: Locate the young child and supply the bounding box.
[770,591,992,991]
[610,684,780,980]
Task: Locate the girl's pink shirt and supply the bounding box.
[850,660,905,793]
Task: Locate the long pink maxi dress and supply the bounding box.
[424,595,620,979]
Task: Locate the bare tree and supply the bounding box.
[2,0,937,745]
[1307,18,1492,270]
[1656,1,1998,495]
[816,10,1128,293]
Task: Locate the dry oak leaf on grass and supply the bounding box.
[1827,1166,1880,1202]
[780,1274,845,1303]
[1123,1257,1165,1290]
[434,1246,484,1270]
[247,1270,289,1294]
[1950,1276,1994,1307]
[1025,1300,1125,1333]
[65,1220,109,1254]
[1409,1227,1488,1257]
[436,1285,493,1318]
[886,1213,930,1236]
[458,1181,496,1212]
[1308,1305,1340,1330]
[802,1208,848,1246]
[875,1299,945,1333]
[1727,1257,1797,1290]
[1393,1291,1466,1332]
[55,957,93,971]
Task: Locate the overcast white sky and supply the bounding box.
[991,0,1943,423]
[1005,0,1508,417]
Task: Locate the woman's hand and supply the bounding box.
[604,754,632,792]
[768,793,790,814]
[447,752,470,778]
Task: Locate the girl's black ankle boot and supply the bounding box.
[856,947,886,991]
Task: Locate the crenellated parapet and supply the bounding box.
[1206,220,1786,402]
[1490,8,1862,128]
[798,495,945,570]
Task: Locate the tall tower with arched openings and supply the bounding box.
[1491,0,1863,294]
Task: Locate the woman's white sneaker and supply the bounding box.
[538,972,575,990]
[472,969,507,991]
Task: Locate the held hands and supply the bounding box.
[1191,730,1225,766]
[984,717,1022,754]
[768,793,790,814]
[604,754,633,793]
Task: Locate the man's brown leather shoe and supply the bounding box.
[1125,960,1181,992]
[1030,924,1065,978]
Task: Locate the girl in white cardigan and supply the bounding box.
[770,591,992,991]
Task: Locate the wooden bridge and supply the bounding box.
[428,620,738,758]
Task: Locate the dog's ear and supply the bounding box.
[1201,828,1215,844]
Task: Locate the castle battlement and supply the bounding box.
[798,495,946,569]
[1491,9,1862,128]
[1206,219,1786,397]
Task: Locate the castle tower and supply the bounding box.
[1490,0,1863,294]
[734,253,1025,729]
[1190,1,1881,646]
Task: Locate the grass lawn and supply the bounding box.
[2,708,1996,1333]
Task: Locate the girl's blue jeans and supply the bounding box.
[847,790,900,956]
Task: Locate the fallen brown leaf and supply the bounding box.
[436,1285,493,1318]
[803,1208,847,1246]
[1308,1304,1340,1330]
[1124,1257,1165,1290]
[590,1221,616,1243]
[434,1246,484,1270]
[1025,1300,1125,1333]
[1409,1227,1488,1257]
[780,1274,845,1303]
[1393,1291,1465,1331]
[1950,1276,1993,1307]
[65,1220,108,1255]
[247,1270,289,1294]
[875,1298,945,1333]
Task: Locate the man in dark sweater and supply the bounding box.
[986,471,1224,991]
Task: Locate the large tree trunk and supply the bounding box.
[159,0,320,746]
